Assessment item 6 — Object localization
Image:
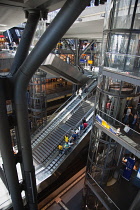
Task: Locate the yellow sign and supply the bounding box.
[102,120,110,129]
[88,60,93,64]
[127,97,133,100]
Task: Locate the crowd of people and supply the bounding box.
[58,117,88,155]
[122,106,140,135]
[105,97,140,135]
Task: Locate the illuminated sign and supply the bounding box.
[96,114,116,134]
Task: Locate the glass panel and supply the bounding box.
[101,33,108,65]
[104,0,113,30]
[103,33,130,69]
[103,33,140,76]
[127,33,140,73]
[133,0,140,29]
[113,0,135,29]
[108,33,129,54]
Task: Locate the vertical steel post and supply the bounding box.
[0,79,24,210]
[74,38,80,93]
[10,10,40,75]
[11,0,91,209]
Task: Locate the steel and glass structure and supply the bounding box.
[29,70,47,130]
[84,0,140,209]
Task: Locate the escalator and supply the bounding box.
[31,79,97,192]
[40,53,89,84]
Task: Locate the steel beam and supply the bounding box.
[11,0,91,209]
[0,79,24,210]
[102,67,140,86]
[10,9,40,75]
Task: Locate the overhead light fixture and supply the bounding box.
[0,24,7,27]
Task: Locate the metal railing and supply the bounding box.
[95,109,140,143]
[34,112,93,186]
[41,104,94,165]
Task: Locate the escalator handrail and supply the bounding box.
[31,79,97,147]
[41,106,94,164]
[41,116,93,172]
[31,75,97,138]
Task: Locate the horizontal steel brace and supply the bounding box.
[95,122,140,159]
[102,68,140,86]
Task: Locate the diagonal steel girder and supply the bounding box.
[9,0,91,209]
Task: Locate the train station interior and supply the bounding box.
[0,0,140,209]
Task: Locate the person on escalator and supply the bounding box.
[68,140,74,152]
[83,122,88,129]
[64,134,69,143]
[79,123,84,131]
[78,88,82,99]
[58,144,63,154]
[64,142,69,155]
[71,128,75,135]
[82,117,87,124]
[71,131,78,143]
[75,127,80,138]
[84,84,88,93]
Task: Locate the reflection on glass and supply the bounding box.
[102,33,140,76]
[133,3,140,29]
[113,0,135,29]
[104,0,113,30]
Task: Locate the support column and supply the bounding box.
[0,79,23,210]
[73,38,80,93]
[11,0,91,209]
[10,9,40,75]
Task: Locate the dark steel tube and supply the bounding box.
[10,9,40,76]
[14,0,91,84]
[0,79,24,210]
[12,0,90,209]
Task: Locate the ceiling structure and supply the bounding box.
[64,4,105,40]
[0,0,105,40]
[0,0,66,32]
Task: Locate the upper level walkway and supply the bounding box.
[95,110,140,159]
